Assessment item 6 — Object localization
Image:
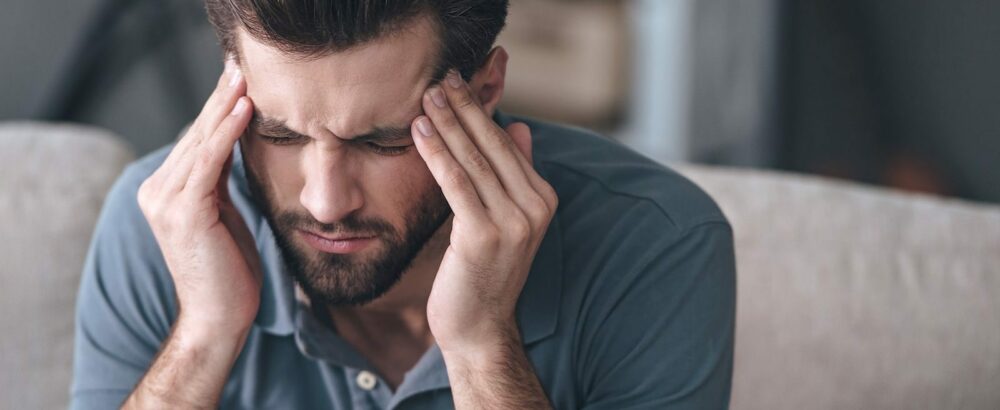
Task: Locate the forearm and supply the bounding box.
[121,320,248,409]
[441,326,552,410]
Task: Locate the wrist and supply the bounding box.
[173,313,252,349]
[438,319,522,364]
[124,316,251,410]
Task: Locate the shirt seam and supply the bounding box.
[540,160,729,231]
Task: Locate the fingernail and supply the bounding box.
[231,98,247,116]
[428,87,447,108]
[416,117,434,137]
[228,67,242,87]
[446,70,462,88]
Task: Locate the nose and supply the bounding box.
[299,149,364,224]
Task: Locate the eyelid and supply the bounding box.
[363,139,412,147]
[255,127,308,139]
[255,124,411,145]
[257,133,306,145]
[365,142,411,156]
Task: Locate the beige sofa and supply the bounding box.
[1,122,997,409]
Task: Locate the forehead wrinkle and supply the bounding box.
[248,67,429,141]
[317,74,430,141]
[238,17,438,143]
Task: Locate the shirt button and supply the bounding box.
[356,370,377,391]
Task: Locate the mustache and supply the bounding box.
[274,211,397,238]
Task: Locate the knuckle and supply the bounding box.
[188,129,207,144]
[137,179,154,202]
[137,179,162,214]
[452,92,478,111]
[443,167,470,191]
[137,195,153,217]
[435,110,461,131]
[465,150,493,174]
[524,194,550,219]
[505,213,532,241]
[471,226,501,250]
[195,151,216,173]
[526,191,548,209]
[485,128,513,149]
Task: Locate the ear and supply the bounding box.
[468,46,509,116]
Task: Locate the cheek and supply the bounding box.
[243,139,305,205]
[361,152,438,220]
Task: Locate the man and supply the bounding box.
[71,1,736,408]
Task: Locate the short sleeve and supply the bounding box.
[70,162,178,409]
[579,222,736,409]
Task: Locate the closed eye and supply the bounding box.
[258,134,306,145]
[365,142,411,156]
[259,133,410,156]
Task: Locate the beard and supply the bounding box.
[242,153,451,307]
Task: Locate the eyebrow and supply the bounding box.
[250,109,413,144]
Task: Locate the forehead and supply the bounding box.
[236,18,439,138]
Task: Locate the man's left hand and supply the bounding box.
[411,70,558,355]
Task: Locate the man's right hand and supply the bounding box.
[137,57,260,341]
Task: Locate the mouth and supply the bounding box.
[298,229,377,254]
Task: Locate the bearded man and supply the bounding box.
[71,1,736,408]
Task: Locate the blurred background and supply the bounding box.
[2,0,998,203]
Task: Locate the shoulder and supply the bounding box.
[72,145,184,400]
[93,143,173,252]
[79,144,178,337]
[522,115,729,243]
[125,144,175,186]
[516,114,735,313]
[513,117,736,406]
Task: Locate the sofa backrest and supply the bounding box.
[0,122,134,410]
[677,164,1000,410]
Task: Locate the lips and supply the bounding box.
[298,229,376,254]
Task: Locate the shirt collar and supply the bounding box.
[233,110,563,345]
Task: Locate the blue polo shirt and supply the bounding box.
[71,112,736,409]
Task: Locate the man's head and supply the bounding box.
[204,0,511,307]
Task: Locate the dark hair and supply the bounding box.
[205,0,509,81]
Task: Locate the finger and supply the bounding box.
[196,58,247,136]
[505,122,533,164]
[504,121,556,211]
[164,58,242,165]
[161,59,246,192]
[412,115,489,220]
[423,85,510,207]
[176,59,245,165]
[440,71,549,215]
[186,97,252,196]
[216,151,234,204]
